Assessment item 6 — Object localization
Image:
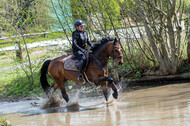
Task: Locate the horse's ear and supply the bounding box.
[114,37,118,44]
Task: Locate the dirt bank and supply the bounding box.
[125,72,190,87]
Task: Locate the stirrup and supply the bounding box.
[78,74,82,80]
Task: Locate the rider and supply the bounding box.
[72,20,94,80]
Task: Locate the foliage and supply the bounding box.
[0,0,54,32]
[70,0,122,36]
[0,46,62,99]
[0,118,11,126]
[0,0,59,87]
[184,0,190,13]
[124,0,187,75]
[0,70,42,98]
[114,60,142,79]
[0,51,6,56]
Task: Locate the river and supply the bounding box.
[0,83,190,126]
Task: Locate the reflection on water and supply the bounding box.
[1,83,190,126]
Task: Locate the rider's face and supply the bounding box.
[76,25,84,31]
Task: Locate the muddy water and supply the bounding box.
[1,83,190,126]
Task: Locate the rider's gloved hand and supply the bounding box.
[88,50,92,54]
[82,49,86,53]
[82,49,88,54]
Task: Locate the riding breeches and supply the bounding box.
[73,51,86,60]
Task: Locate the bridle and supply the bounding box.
[92,40,123,67]
[110,41,123,60]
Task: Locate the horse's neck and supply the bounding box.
[94,42,111,67]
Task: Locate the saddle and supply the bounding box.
[64,54,90,71]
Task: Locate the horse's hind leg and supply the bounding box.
[101,83,110,101]
[46,83,59,98]
[52,83,59,91]
[56,80,69,102]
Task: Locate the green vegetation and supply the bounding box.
[0,118,11,126]
[0,32,67,48]
[0,46,63,99]
[0,68,41,98]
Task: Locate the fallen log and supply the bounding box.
[124,72,190,86]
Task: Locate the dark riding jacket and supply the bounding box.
[72,30,92,53]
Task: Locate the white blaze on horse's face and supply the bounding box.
[112,41,123,65]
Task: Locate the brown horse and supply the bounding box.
[40,37,123,102]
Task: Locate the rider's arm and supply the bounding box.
[72,32,85,52]
[73,39,85,52]
[86,32,93,47]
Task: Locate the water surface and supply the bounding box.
[1,83,190,126]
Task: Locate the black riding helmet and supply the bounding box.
[74,20,85,27]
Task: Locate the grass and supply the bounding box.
[0,57,16,69]
[0,70,43,98]
[0,45,64,69]
[0,59,40,98]
[0,31,68,48]
[0,46,64,99]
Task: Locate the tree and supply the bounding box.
[0,0,54,32]
[52,0,187,75]
[0,0,55,86]
[130,0,184,75]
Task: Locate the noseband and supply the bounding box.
[111,41,123,60]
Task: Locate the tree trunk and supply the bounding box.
[134,0,182,75]
[187,26,190,63]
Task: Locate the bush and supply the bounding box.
[0,51,6,56]
[0,118,11,126]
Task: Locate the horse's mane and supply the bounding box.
[91,37,114,53]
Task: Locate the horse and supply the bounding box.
[40,37,123,102]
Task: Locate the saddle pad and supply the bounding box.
[64,55,79,71]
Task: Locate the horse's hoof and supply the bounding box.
[112,92,118,99]
[62,93,69,102]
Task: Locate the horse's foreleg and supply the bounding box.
[56,80,69,102]
[99,77,118,99]
[107,77,118,99]
[98,77,110,101]
[110,82,118,99]
[101,83,110,101]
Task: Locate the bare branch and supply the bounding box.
[50,0,71,45]
[141,0,167,16]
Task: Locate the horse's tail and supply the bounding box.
[40,59,51,92]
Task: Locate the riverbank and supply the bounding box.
[125,72,190,86]
[1,73,190,103]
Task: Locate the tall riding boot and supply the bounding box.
[78,59,85,80]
